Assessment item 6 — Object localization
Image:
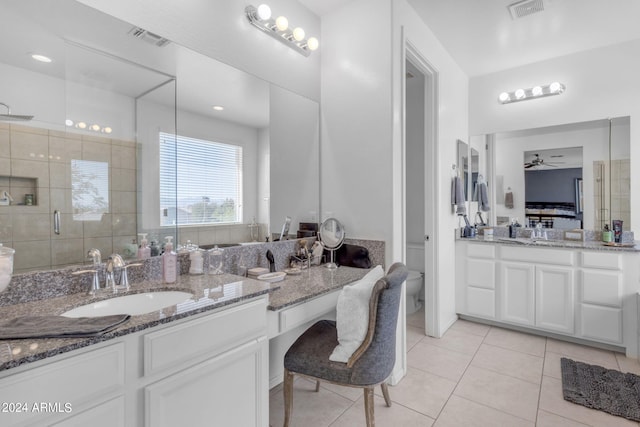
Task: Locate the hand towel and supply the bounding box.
[474,182,491,212]
[0,314,130,339]
[451,176,466,215]
[505,191,514,209]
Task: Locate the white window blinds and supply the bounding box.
[159,132,243,226]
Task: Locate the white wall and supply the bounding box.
[77,0,321,102]
[470,39,640,231]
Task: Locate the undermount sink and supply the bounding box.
[62,291,194,318]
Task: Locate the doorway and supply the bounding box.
[404,44,438,338]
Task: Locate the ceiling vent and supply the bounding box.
[128,27,170,47]
[508,0,544,19]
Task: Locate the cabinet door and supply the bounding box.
[500,262,535,326]
[52,396,125,427]
[536,266,574,334]
[145,337,268,427]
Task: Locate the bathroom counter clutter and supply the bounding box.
[0,273,274,372]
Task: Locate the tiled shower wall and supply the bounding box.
[593,159,631,231]
[0,123,137,272]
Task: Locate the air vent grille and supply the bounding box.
[508,0,544,19]
[128,27,170,47]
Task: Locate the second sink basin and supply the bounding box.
[62,291,193,317]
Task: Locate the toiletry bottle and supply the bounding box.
[150,240,159,257]
[162,236,177,283]
[602,224,613,243]
[612,220,623,243]
[137,233,151,259]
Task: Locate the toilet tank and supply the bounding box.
[406,242,425,272]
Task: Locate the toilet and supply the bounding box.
[405,243,425,314]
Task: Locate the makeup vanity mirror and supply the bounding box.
[0,0,320,272]
[478,116,630,231]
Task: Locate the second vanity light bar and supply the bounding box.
[498,82,566,104]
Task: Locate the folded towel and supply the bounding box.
[0,314,130,340]
[505,191,514,209]
[474,182,491,212]
[451,176,466,215]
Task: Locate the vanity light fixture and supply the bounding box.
[498,82,566,104]
[212,105,224,111]
[65,119,112,134]
[245,4,319,57]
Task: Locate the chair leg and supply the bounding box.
[381,382,392,407]
[364,386,375,427]
[315,380,320,392]
[283,369,295,427]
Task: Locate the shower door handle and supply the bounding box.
[53,210,60,235]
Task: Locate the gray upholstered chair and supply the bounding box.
[283,262,409,427]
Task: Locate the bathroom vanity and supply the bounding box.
[456,238,640,358]
[0,274,273,427]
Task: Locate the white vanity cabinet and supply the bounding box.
[0,296,269,427]
[456,240,640,357]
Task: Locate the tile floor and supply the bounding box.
[269,310,640,427]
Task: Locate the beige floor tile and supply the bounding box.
[535,409,590,426]
[453,365,540,422]
[420,327,485,356]
[319,381,363,402]
[330,395,435,427]
[484,326,547,357]
[471,343,544,384]
[615,353,640,375]
[407,309,425,329]
[384,367,456,418]
[538,375,638,427]
[407,342,473,382]
[269,377,354,427]
[543,351,620,380]
[406,325,425,351]
[448,319,491,337]
[434,395,533,427]
[545,339,618,367]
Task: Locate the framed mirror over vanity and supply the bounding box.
[463,116,631,233]
[0,0,320,273]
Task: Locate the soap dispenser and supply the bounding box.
[137,233,151,259]
[162,236,177,283]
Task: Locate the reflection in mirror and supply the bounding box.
[319,218,345,270]
[0,0,320,273]
[489,116,630,232]
[456,139,469,200]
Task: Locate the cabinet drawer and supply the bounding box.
[501,246,574,266]
[581,270,622,307]
[580,304,622,343]
[279,290,339,332]
[467,243,496,259]
[581,252,621,270]
[144,298,266,376]
[466,259,496,289]
[0,343,124,426]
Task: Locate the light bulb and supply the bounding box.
[515,89,526,99]
[103,127,112,134]
[212,105,224,111]
[549,82,562,93]
[77,122,87,129]
[90,124,101,132]
[292,27,305,41]
[532,86,543,96]
[307,37,319,51]
[65,119,74,127]
[257,4,271,20]
[31,54,52,63]
[498,92,510,103]
[275,16,288,31]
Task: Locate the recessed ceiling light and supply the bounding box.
[212,105,224,111]
[31,54,52,63]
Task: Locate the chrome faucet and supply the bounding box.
[105,254,125,291]
[72,248,103,295]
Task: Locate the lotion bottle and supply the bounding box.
[162,236,177,283]
[137,233,151,259]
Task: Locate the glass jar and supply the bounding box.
[207,245,224,275]
[0,244,15,292]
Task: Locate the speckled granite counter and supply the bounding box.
[0,273,274,371]
[267,265,370,311]
[459,236,640,252]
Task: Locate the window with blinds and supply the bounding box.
[159,132,243,226]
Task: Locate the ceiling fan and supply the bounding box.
[524,153,565,169]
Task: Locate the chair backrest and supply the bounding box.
[347,262,409,385]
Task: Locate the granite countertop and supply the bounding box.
[460,236,640,252]
[0,273,275,372]
[267,265,371,311]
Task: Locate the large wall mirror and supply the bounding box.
[470,116,630,232]
[0,0,319,272]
